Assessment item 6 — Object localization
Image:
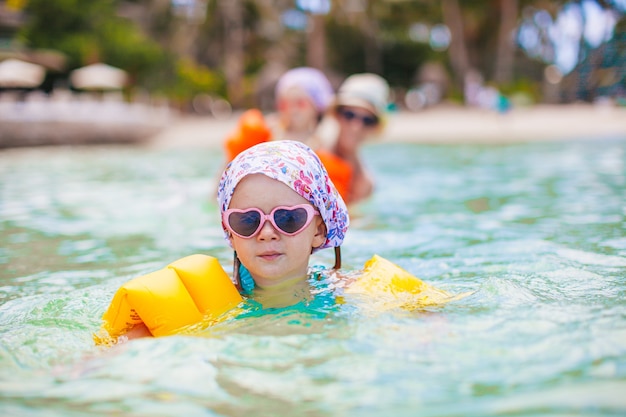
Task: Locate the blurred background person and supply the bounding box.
[269,66,334,147]
[320,73,390,205]
[223,66,334,163]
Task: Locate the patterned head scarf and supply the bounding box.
[275,67,334,113]
[217,140,349,251]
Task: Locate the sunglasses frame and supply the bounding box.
[337,107,379,127]
[223,204,320,239]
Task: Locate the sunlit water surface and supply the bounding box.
[1,138,625,416]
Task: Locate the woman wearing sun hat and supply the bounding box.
[322,73,390,204]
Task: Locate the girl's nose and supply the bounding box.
[256,219,280,240]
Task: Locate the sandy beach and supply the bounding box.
[148,103,626,149]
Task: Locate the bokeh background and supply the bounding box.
[1,0,624,115]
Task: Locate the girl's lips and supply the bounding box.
[258,251,282,261]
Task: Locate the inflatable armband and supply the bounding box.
[95,254,242,344]
[224,109,272,162]
[315,149,353,203]
[347,255,465,311]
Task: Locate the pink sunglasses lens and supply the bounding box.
[272,207,310,234]
[227,210,261,237]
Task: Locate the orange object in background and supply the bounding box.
[223,109,353,203]
[316,149,353,204]
[224,109,272,162]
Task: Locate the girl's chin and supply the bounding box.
[252,272,307,289]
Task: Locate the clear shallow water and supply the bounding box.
[0,139,625,416]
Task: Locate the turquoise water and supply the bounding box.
[1,139,625,416]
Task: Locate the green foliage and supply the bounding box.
[375,0,438,35]
[327,18,434,88]
[98,20,163,75]
[382,40,434,88]
[21,0,108,61]
[156,58,225,105]
[19,0,164,82]
[326,20,366,76]
[14,0,614,107]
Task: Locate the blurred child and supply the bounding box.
[222,67,357,202]
[271,67,334,146]
[224,67,333,160]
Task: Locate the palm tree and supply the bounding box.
[219,0,245,107]
[441,0,471,87]
[494,0,519,85]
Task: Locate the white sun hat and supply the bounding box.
[334,73,390,118]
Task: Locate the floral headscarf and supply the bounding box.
[217,140,349,251]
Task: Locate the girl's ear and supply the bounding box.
[312,217,327,249]
[223,225,235,246]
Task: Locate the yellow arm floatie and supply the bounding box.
[96,254,242,343]
[346,254,467,311]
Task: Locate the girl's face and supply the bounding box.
[227,174,327,289]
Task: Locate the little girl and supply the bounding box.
[217,140,349,308]
[99,141,458,342]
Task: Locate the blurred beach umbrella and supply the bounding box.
[70,63,128,90]
[0,59,46,88]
